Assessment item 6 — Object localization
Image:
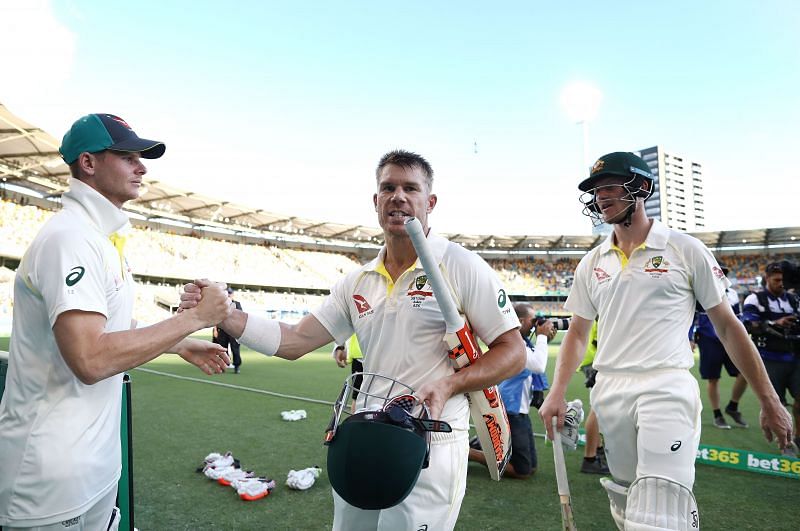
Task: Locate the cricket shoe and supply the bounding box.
[281,410,308,421]
[197,451,239,473]
[235,477,277,501]
[219,467,256,486]
[713,416,732,429]
[286,466,322,490]
[580,457,610,475]
[205,464,237,480]
[724,407,749,428]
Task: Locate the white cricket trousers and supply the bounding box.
[2,487,119,531]
[591,368,702,488]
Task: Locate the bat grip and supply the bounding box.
[404,217,464,333]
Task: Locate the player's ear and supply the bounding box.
[427,194,437,213]
[373,193,378,211]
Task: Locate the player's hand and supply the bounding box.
[539,393,567,441]
[334,347,347,368]
[186,281,231,328]
[413,378,454,421]
[178,279,215,312]
[176,338,231,375]
[759,396,794,450]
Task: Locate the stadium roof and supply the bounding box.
[2,103,800,254]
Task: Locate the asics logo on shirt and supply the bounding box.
[670,440,682,452]
[65,266,85,286]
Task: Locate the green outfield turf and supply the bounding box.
[1,335,798,529]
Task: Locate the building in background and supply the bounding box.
[638,146,705,232]
[591,146,705,235]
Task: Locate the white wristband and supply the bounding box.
[237,313,281,356]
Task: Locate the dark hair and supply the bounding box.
[765,262,783,275]
[513,302,533,319]
[375,150,434,190]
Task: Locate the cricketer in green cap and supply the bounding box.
[59,113,165,165]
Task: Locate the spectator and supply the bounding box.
[691,266,749,429]
[742,262,800,455]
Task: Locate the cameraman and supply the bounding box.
[468,302,555,478]
[742,262,800,456]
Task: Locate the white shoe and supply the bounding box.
[236,477,276,501]
[219,468,255,486]
[286,466,322,490]
[205,464,235,480]
[281,410,308,421]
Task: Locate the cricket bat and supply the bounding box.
[404,217,511,481]
[551,417,577,531]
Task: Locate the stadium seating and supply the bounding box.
[2,199,798,325]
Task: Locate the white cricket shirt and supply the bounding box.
[313,231,519,431]
[565,219,728,372]
[0,178,135,526]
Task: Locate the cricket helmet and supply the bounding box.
[578,152,654,225]
[324,372,451,510]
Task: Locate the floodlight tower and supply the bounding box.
[560,81,603,172]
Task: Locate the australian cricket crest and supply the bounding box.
[407,275,433,308]
[644,255,670,278]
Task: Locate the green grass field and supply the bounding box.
[2,336,798,530]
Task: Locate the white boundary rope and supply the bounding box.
[134,367,335,406]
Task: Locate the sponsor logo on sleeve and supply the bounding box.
[497,289,507,308]
[712,266,725,279]
[65,266,85,287]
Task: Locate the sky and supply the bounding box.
[2,0,799,236]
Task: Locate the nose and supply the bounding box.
[136,160,147,175]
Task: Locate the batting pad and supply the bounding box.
[600,477,628,531]
[626,475,699,530]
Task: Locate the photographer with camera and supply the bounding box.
[468,302,555,478]
[742,261,800,456]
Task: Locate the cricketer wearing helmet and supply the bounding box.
[539,152,792,530]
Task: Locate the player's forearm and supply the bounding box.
[220,308,248,338]
[68,311,209,384]
[454,329,525,393]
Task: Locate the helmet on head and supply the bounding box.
[578,152,654,226]
[324,372,451,510]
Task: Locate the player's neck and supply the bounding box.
[612,215,652,257]
[383,236,418,281]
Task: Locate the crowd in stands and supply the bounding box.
[2,199,799,327]
[488,257,577,296]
